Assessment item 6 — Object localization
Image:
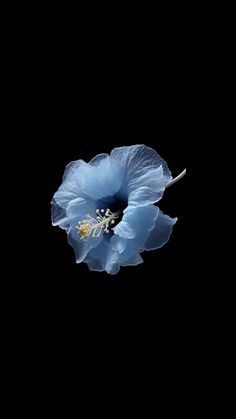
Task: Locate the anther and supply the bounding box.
[76,208,120,240]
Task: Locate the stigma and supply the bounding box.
[76,208,120,240]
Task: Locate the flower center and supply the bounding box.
[76,208,120,241]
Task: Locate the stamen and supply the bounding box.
[76,208,120,240]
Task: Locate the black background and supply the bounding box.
[4,11,208,407]
[15,25,195,345]
[15,41,195,343]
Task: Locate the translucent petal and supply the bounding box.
[113,205,159,265]
[114,205,159,245]
[52,160,87,209]
[84,239,120,274]
[121,254,143,266]
[111,144,172,206]
[52,196,96,229]
[66,197,96,219]
[143,211,177,250]
[85,236,142,273]
[80,156,124,200]
[53,190,78,209]
[89,153,109,166]
[68,217,103,263]
[114,221,136,239]
[111,235,127,253]
[128,166,165,207]
[111,144,171,179]
[51,198,70,230]
[60,156,124,201]
[62,160,86,196]
[83,255,104,272]
[80,206,176,273]
[107,264,120,275]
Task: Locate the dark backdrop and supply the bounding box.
[7,13,200,402]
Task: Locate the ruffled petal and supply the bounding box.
[66,197,96,219]
[68,217,103,264]
[54,155,124,205]
[52,194,103,262]
[143,211,177,250]
[52,196,96,229]
[113,205,159,265]
[114,205,159,245]
[53,190,78,210]
[111,235,127,253]
[114,221,136,239]
[84,239,120,274]
[51,199,70,230]
[82,155,124,200]
[121,254,143,266]
[52,160,87,210]
[76,206,176,273]
[111,144,172,206]
[66,198,105,263]
[89,153,109,166]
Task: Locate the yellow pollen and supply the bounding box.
[76,208,120,241]
[76,224,92,240]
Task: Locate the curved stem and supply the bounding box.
[166,169,186,188]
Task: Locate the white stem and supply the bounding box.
[166,169,186,188]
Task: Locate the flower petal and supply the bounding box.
[113,205,159,265]
[114,205,159,245]
[51,199,70,230]
[53,190,78,210]
[121,254,143,266]
[53,154,124,208]
[52,160,87,209]
[111,144,172,206]
[53,194,103,262]
[66,197,96,219]
[89,153,109,166]
[68,218,103,264]
[81,156,124,200]
[111,235,127,253]
[114,220,136,239]
[52,196,96,229]
[143,211,177,250]
[84,239,120,274]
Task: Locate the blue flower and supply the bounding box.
[51,145,179,275]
